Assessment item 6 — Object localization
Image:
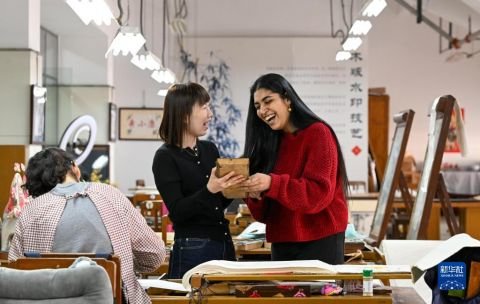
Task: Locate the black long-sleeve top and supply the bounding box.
[152,140,232,241]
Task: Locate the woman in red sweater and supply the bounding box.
[242,73,349,264]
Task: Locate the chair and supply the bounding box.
[7,253,122,304]
[134,199,164,232]
[161,215,173,244]
[1,258,113,303]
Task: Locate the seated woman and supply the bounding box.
[8,147,165,304]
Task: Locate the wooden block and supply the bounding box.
[234,240,264,251]
[216,158,249,199]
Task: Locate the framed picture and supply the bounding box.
[30,85,47,144]
[118,107,163,140]
[109,103,117,141]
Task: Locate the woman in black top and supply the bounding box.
[152,82,245,279]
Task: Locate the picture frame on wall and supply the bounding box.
[109,102,117,141]
[30,85,47,144]
[118,107,163,140]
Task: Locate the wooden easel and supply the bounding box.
[407,95,460,240]
[366,110,415,246]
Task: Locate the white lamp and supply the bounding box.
[151,68,176,84]
[157,89,169,96]
[105,27,146,58]
[66,0,115,26]
[342,37,363,51]
[335,51,352,61]
[349,20,372,35]
[131,51,162,70]
[362,0,387,17]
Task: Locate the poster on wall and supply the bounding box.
[183,37,368,184]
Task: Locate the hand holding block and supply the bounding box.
[216,158,249,199]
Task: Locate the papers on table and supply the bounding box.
[237,222,266,239]
[138,279,187,292]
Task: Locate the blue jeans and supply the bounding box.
[167,238,236,279]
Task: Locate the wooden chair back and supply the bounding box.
[134,199,164,232]
[7,253,122,304]
[161,215,172,244]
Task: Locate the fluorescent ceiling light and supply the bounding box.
[151,68,176,84]
[335,51,352,61]
[349,20,372,35]
[131,51,162,70]
[105,27,146,58]
[362,0,387,17]
[66,0,115,26]
[342,37,363,51]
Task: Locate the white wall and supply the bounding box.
[0,0,40,51]
[59,36,110,85]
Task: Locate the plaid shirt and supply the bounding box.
[9,183,166,304]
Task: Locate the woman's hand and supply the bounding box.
[206,167,246,194]
[241,173,272,197]
[247,191,262,200]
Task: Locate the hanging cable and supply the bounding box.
[140,0,147,51]
[330,0,345,39]
[125,0,130,25]
[116,0,124,25]
[341,0,350,31]
[162,0,167,66]
[174,0,187,19]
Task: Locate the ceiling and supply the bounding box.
[40,0,480,41]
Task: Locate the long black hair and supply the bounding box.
[24,148,76,198]
[243,73,349,198]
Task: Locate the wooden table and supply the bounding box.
[350,197,480,239]
[150,287,422,303]
[393,199,480,239]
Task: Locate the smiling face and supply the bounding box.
[187,101,213,137]
[253,88,295,133]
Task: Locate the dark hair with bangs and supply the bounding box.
[24,147,76,198]
[243,73,349,199]
[158,82,210,147]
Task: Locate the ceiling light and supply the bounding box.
[157,89,168,96]
[335,51,352,61]
[105,27,146,58]
[342,37,363,51]
[349,20,372,35]
[131,51,162,70]
[66,0,115,26]
[151,68,176,84]
[362,0,387,17]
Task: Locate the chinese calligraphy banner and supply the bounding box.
[184,37,368,184]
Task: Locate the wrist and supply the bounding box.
[206,183,217,194]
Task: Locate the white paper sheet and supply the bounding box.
[138,279,188,292]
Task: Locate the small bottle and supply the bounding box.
[362,269,373,296]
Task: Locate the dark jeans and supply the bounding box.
[167,238,236,279]
[271,232,345,265]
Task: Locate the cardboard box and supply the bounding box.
[216,158,249,199]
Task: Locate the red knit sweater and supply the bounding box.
[246,122,348,243]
